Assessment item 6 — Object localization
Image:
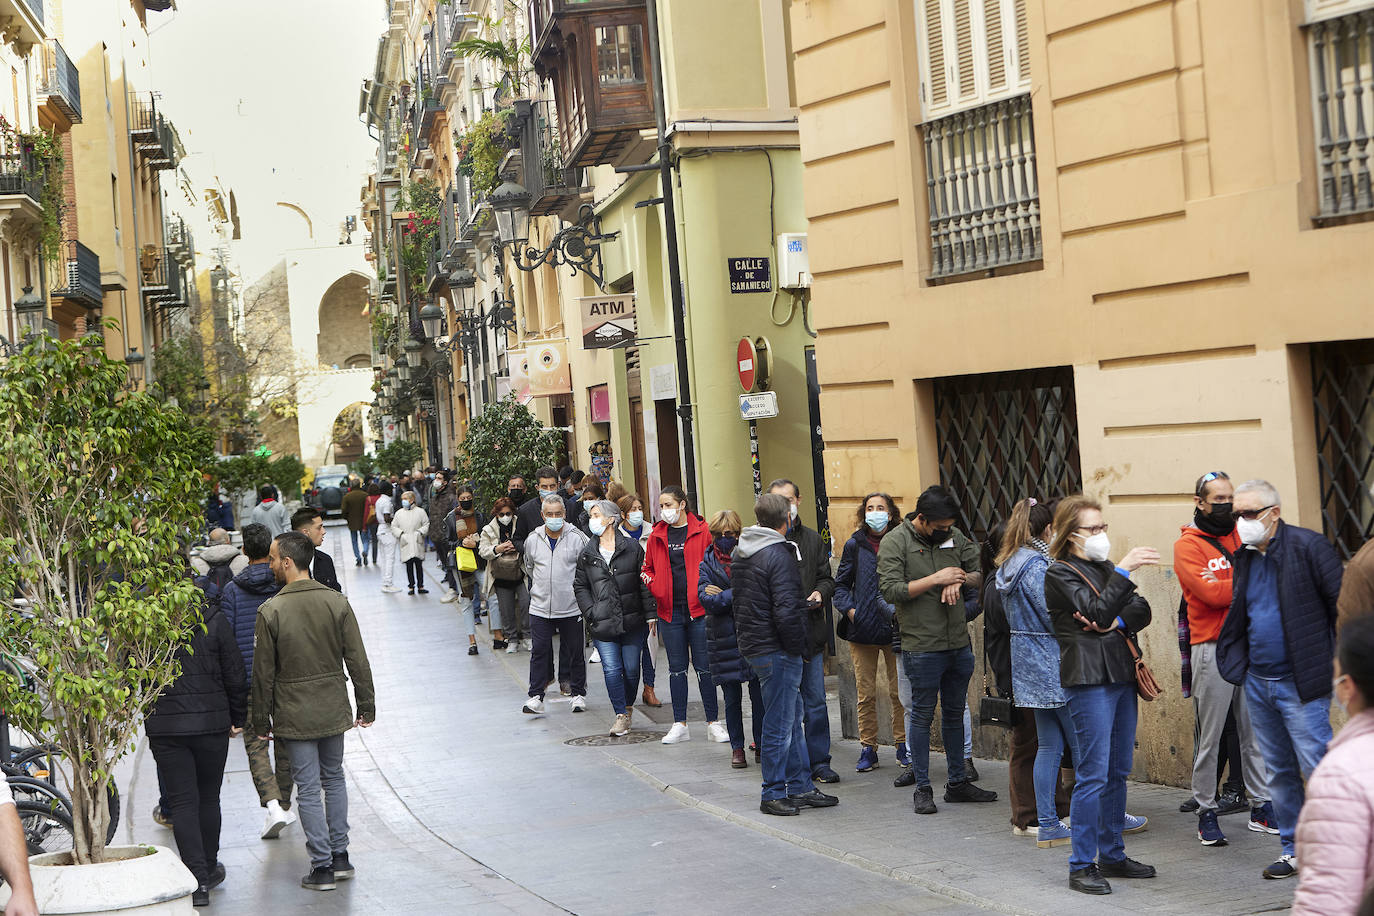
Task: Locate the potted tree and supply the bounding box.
[0,333,210,913]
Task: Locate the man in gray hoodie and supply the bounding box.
[191,528,249,580]
[521,495,590,716]
[732,493,839,817]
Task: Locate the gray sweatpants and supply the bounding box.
[1191,641,1270,809]
[282,732,349,870]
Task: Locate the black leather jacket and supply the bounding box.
[1044,557,1152,688]
[573,533,655,640]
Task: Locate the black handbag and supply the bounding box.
[978,619,1016,729]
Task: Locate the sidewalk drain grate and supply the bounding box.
[566,731,661,747]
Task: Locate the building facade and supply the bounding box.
[789,0,1374,782]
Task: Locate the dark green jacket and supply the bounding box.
[876,519,980,652]
[251,579,375,740]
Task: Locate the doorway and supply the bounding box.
[654,398,683,492]
[629,396,648,501]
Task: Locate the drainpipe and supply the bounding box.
[644,0,698,511]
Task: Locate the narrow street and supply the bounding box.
[115,524,1299,915]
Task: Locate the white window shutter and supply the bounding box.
[984,0,1007,91]
[953,0,977,102]
[923,0,949,110]
[917,0,1030,120]
[1015,0,1030,85]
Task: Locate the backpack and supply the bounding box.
[196,563,236,612]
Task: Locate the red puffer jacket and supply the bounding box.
[641,513,711,622]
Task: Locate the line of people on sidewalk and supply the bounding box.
[147,508,375,904]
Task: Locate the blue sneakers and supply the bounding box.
[1249,801,1280,835]
[1036,820,1072,848]
[1198,808,1228,846]
[896,741,911,767]
[1123,813,1148,834]
[856,745,879,772]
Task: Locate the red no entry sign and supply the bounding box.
[737,337,757,392]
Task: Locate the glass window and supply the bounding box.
[595,24,644,86]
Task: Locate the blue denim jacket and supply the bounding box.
[995,547,1064,708]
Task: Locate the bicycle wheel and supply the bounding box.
[11,746,119,844]
[14,800,75,857]
[1,774,71,817]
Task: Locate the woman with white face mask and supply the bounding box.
[479,496,527,653]
[1043,495,1158,897]
[617,492,661,707]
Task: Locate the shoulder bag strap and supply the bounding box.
[1198,535,1235,566]
[1059,559,1141,658]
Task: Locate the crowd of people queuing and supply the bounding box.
[147,462,1373,911]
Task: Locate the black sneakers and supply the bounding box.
[893,766,915,788]
[944,780,998,803]
[302,866,336,891]
[332,853,355,880]
[1069,865,1112,895]
[760,798,800,816]
[206,862,226,889]
[812,765,841,784]
[912,786,937,815]
[1098,857,1156,879]
[788,789,839,808]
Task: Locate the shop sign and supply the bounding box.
[579,293,636,349]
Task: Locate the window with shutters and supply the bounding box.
[916,0,1030,121]
[1304,3,1374,221]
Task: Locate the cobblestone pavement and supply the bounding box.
[117,523,1299,914]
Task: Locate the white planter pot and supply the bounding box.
[0,845,197,915]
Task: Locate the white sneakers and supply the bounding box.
[522,696,545,715]
[439,589,458,604]
[505,641,519,654]
[570,696,587,713]
[662,723,691,744]
[261,799,294,839]
[521,639,534,652]
[610,714,630,736]
[589,647,601,664]
[381,585,403,594]
[706,721,730,744]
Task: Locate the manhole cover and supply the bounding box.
[565,730,662,747]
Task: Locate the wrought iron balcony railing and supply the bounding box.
[0,148,44,204]
[139,246,184,308]
[1309,10,1374,221]
[37,38,80,123]
[51,240,102,308]
[523,99,587,216]
[129,94,179,171]
[921,93,1041,280]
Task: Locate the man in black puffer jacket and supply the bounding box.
[734,493,839,817]
[145,588,248,906]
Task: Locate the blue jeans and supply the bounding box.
[640,627,656,688]
[659,615,718,722]
[721,676,763,751]
[1032,706,1079,830]
[902,646,974,788]
[747,651,815,801]
[800,652,831,772]
[593,634,643,715]
[1244,673,1332,856]
[472,568,488,613]
[348,527,369,562]
[1064,683,1137,872]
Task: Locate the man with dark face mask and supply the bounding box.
[1174,470,1274,848]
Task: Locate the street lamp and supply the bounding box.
[403,336,423,359]
[14,286,46,339]
[419,302,445,340]
[124,348,146,387]
[395,353,411,383]
[490,180,531,248]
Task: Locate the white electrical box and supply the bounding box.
[777,233,811,289]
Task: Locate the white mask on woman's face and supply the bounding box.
[1076,531,1111,563]
[661,506,679,525]
[498,514,512,524]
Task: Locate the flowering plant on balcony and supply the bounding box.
[399,177,443,283]
[454,107,514,194]
[0,114,65,262]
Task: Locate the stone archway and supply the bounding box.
[331,400,368,465]
[317,273,371,369]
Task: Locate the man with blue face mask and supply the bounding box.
[521,494,590,716]
[1217,479,1343,882]
[515,465,578,546]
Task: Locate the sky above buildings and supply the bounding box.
[147,0,384,277]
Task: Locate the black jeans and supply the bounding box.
[722,676,764,751]
[528,615,586,698]
[405,557,425,589]
[149,732,230,884]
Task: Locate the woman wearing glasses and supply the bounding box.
[1044,495,1158,896]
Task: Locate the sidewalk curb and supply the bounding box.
[601,749,1038,916]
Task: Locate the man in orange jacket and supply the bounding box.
[1175,470,1273,848]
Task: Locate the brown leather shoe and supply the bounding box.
[641,685,662,707]
[731,748,747,768]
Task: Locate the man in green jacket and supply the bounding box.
[876,485,996,815]
[254,531,375,893]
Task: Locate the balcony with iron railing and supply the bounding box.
[921,94,1041,281]
[37,39,81,124]
[522,98,587,217]
[1309,10,1374,222]
[51,240,102,309]
[129,94,179,171]
[166,216,194,267]
[0,148,45,205]
[139,246,184,309]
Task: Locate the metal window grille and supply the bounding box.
[922,93,1041,280]
[933,366,1081,542]
[1309,10,1374,219]
[1310,339,1374,558]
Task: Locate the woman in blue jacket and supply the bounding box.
[834,493,906,773]
[699,509,763,768]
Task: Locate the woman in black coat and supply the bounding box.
[698,509,763,769]
[573,500,655,738]
[1043,495,1157,896]
[146,588,248,907]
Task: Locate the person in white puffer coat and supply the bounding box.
[391,490,430,595]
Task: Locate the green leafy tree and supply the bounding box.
[375,439,424,476]
[269,454,306,501]
[456,395,560,508]
[0,333,206,863]
[353,453,377,480]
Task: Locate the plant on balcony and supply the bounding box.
[398,177,443,283]
[0,115,66,262]
[454,107,515,195]
[0,331,208,864]
[371,310,398,351]
[452,4,533,98]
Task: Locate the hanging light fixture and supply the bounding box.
[124,347,146,386]
[419,302,445,340]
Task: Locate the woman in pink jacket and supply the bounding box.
[1292,614,1374,916]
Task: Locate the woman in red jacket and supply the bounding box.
[642,486,725,745]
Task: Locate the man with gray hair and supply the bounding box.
[1217,479,1343,882]
[521,494,590,715]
